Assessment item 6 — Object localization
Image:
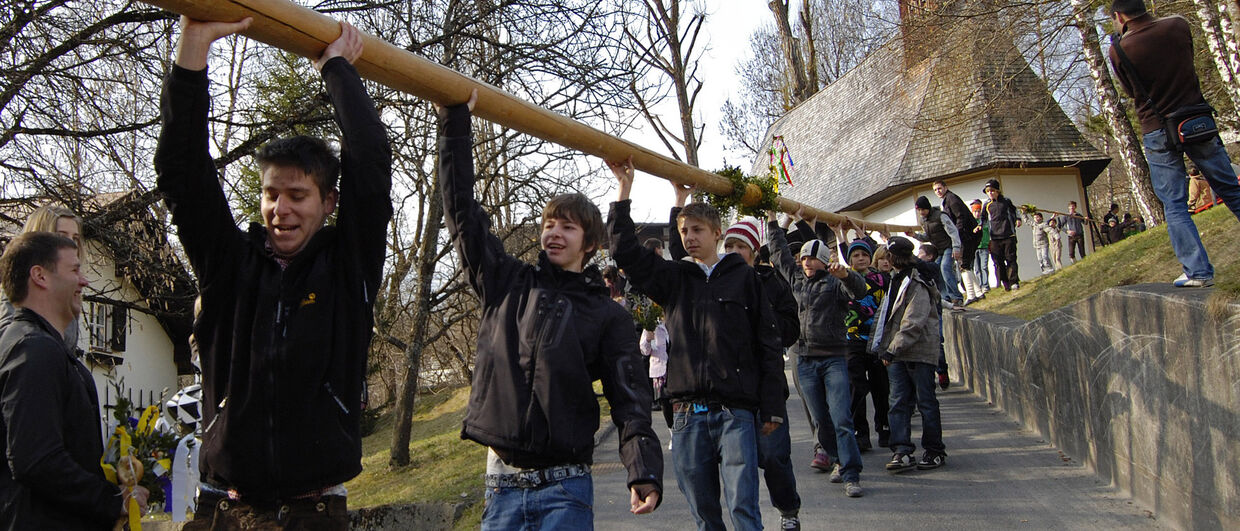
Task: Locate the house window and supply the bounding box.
[84,301,126,353]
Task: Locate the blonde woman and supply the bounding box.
[1,204,83,350]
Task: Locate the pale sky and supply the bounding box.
[618,1,774,222]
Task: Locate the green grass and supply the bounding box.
[344,387,486,529]
[972,205,1239,320]
[345,382,614,529]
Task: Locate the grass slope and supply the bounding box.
[344,387,486,529]
[972,205,1239,320]
[345,381,611,529]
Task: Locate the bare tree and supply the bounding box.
[1191,0,1240,120]
[624,0,706,165]
[1071,0,1162,224]
[768,0,813,105]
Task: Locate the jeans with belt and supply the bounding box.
[672,403,762,531]
[482,474,593,531]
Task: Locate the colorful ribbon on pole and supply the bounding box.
[769,136,795,188]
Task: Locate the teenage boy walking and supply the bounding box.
[157,18,390,527]
[767,211,868,498]
[441,95,662,530]
[669,210,804,530]
[609,159,786,531]
[872,238,947,473]
[1054,201,1087,262]
[840,240,891,453]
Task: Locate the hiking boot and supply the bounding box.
[810,451,832,472]
[886,453,915,472]
[1173,274,1214,288]
[844,481,864,497]
[917,452,947,470]
[937,373,950,390]
[780,514,801,530]
[829,463,843,483]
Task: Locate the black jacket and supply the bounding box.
[440,105,662,492]
[940,190,979,236]
[609,201,788,424]
[767,222,867,356]
[666,208,799,347]
[982,195,1020,240]
[154,59,391,499]
[0,309,121,529]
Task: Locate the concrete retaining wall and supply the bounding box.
[946,283,1240,530]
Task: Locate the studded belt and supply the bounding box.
[484,463,591,489]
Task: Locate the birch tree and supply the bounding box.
[1071,0,1162,224]
[1191,0,1240,120]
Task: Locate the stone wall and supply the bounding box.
[945,283,1240,530]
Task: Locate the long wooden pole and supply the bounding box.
[139,0,919,232]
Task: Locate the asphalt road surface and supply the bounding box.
[590,365,1162,530]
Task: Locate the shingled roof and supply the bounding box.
[752,16,1110,213]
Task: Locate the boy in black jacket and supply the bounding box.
[440,94,662,530]
[156,18,389,528]
[667,207,803,529]
[977,179,1022,290]
[608,159,786,531]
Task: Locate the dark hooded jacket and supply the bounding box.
[154,58,391,499]
[767,222,867,357]
[440,105,662,492]
[609,202,788,425]
[0,309,121,529]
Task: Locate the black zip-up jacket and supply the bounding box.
[666,207,799,347]
[439,105,662,493]
[982,195,1020,240]
[0,309,121,529]
[154,59,391,499]
[767,222,867,356]
[940,190,979,237]
[609,201,788,425]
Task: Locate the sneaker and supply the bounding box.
[844,481,864,497]
[829,463,843,483]
[937,373,950,390]
[810,451,832,472]
[1173,274,1214,288]
[780,514,801,530]
[886,453,915,472]
[1012,283,1020,290]
[917,452,947,470]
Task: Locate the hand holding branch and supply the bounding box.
[315,21,364,70]
[175,16,253,71]
[608,157,635,202]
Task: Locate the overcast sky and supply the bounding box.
[618,1,773,222]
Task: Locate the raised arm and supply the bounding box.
[439,92,523,303]
[323,22,393,297]
[607,161,678,303]
[765,213,801,286]
[155,17,255,283]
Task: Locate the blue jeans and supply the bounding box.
[974,248,990,289]
[482,475,593,530]
[672,406,762,531]
[1143,129,1240,279]
[934,253,962,302]
[757,419,800,516]
[796,356,861,482]
[887,361,945,456]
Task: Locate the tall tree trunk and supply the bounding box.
[662,0,701,166]
[626,0,705,165]
[1192,0,1240,120]
[768,0,811,105]
[1072,0,1163,225]
[389,0,458,468]
[798,0,819,92]
[388,170,444,468]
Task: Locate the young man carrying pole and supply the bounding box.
[156,17,391,528]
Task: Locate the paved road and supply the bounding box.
[590,366,1163,530]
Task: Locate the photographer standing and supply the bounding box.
[1108,0,1240,287]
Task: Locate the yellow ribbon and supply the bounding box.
[136,405,159,436]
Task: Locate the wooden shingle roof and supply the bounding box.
[753,19,1110,213]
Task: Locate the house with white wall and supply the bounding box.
[1,193,195,419]
[751,5,1110,282]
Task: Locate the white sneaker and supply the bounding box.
[1173,274,1214,288]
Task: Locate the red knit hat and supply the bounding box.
[723,216,762,253]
